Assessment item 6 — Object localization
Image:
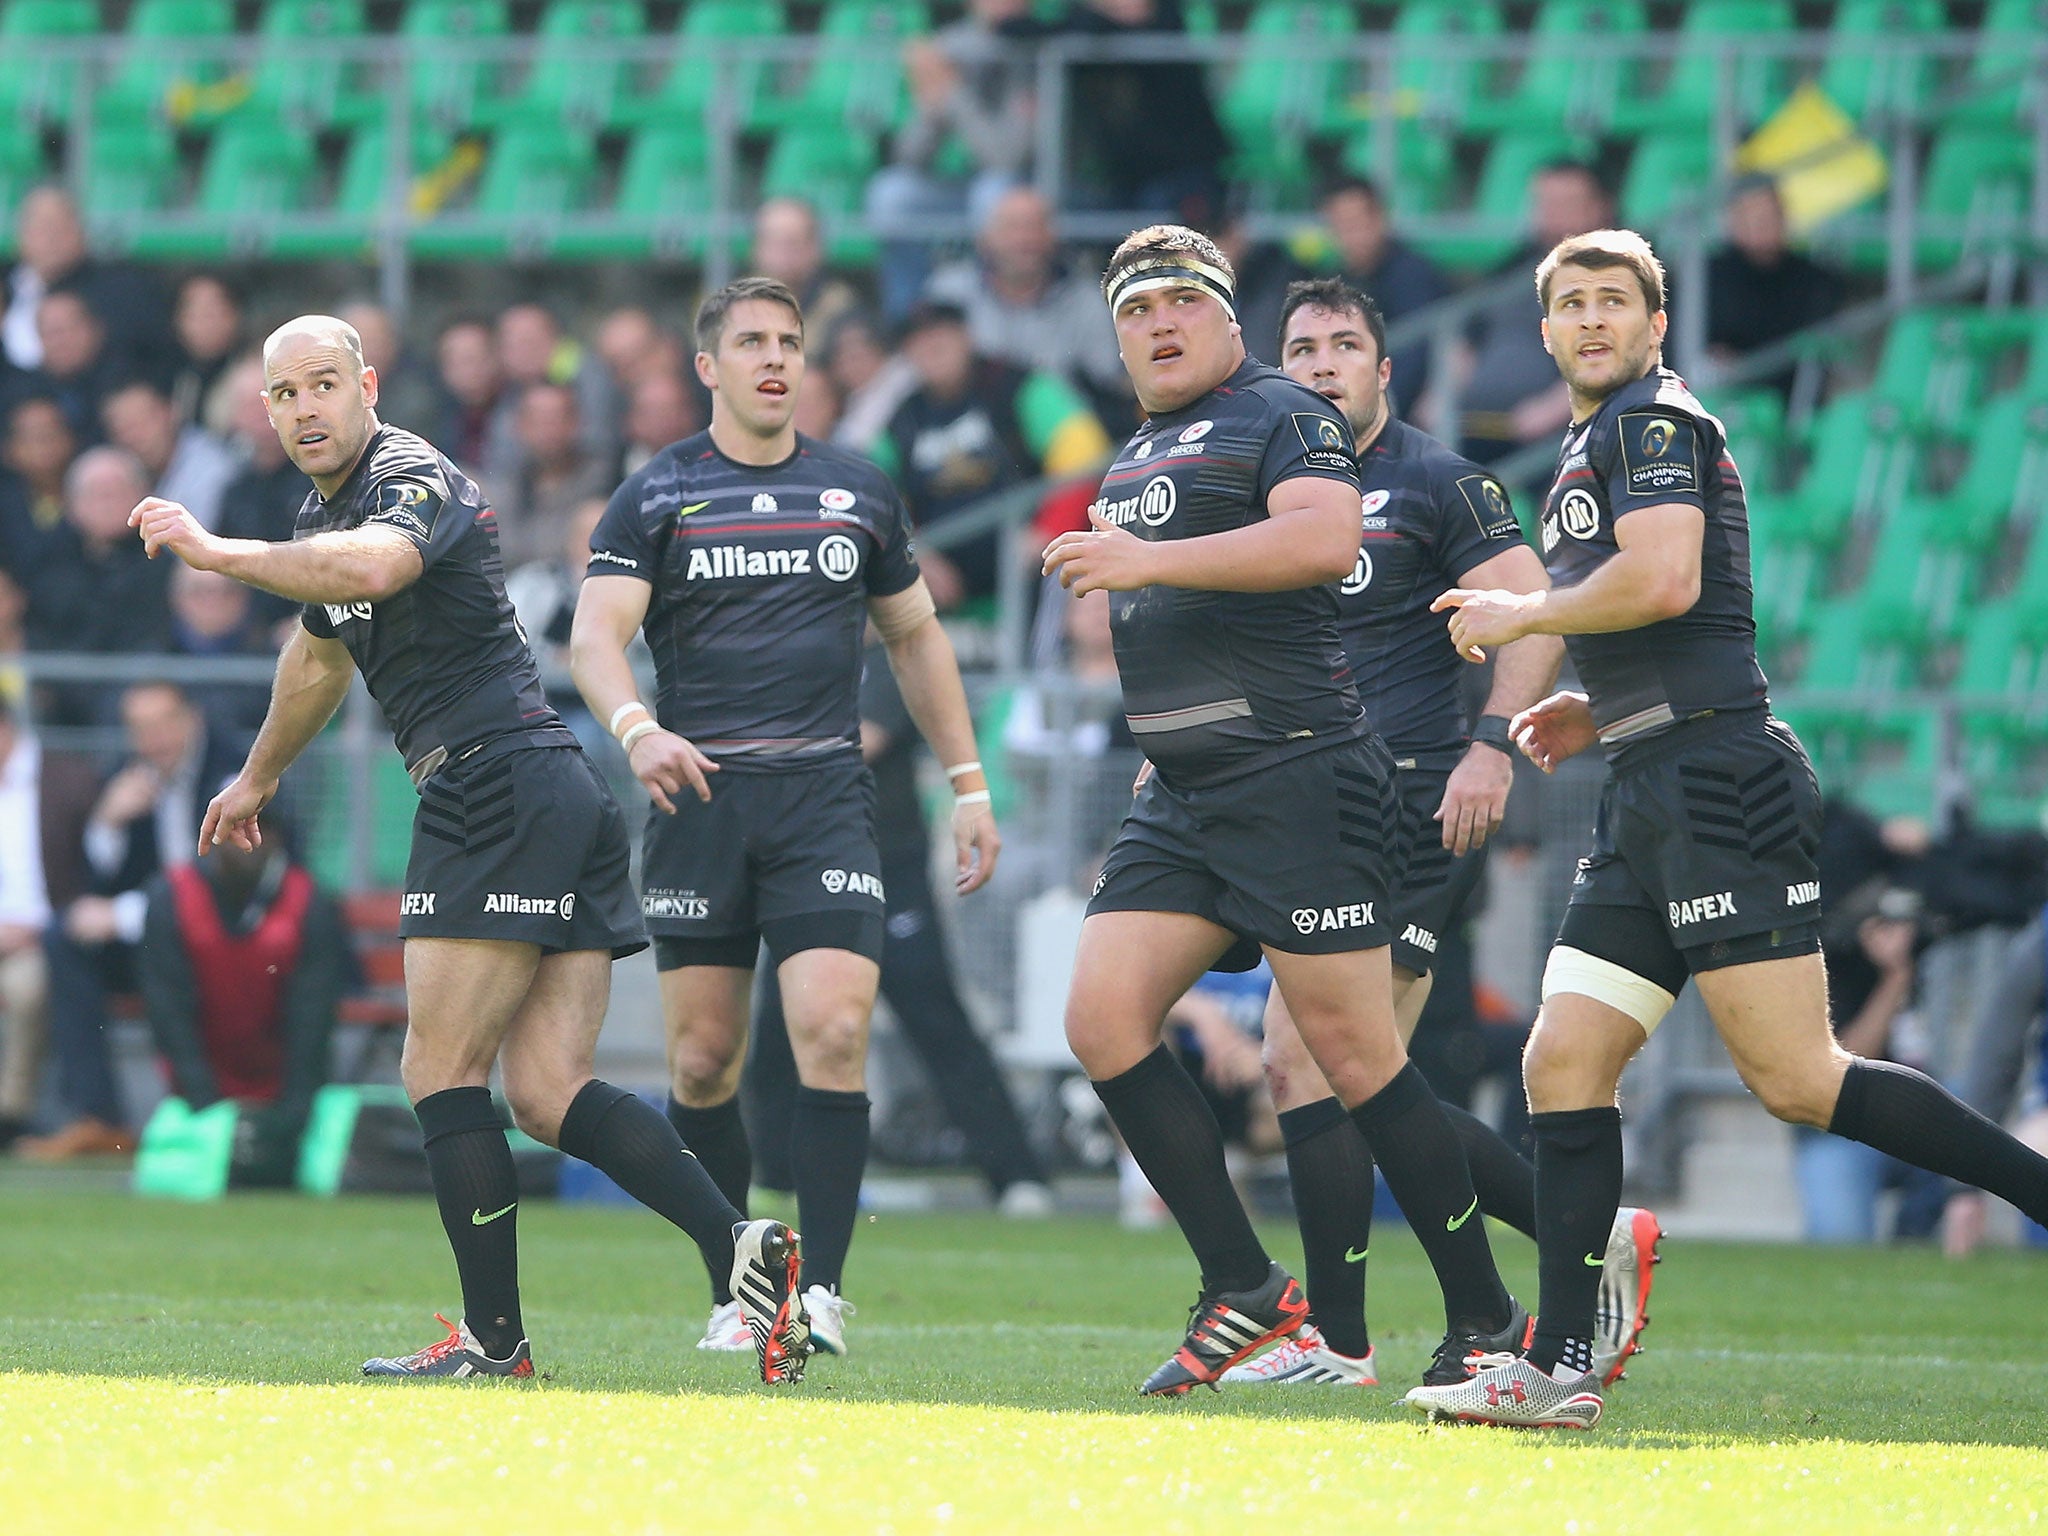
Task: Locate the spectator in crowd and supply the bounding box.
[506,497,606,681]
[338,299,437,433]
[867,0,1038,320]
[0,696,50,1150]
[1317,176,1452,410]
[489,302,618,491]
[24,448,171,682]
[1007,0,1228,227]
[0,567,25,706]
[595,305,688,399]
[1211,206,1308,373]
[497,382,610,571]
[16,290,121,444]
[924,186,1130,419]
[167,273,243,428]
[750,197,862,350]
[212,354,312,630]
[136,802,346,1186]
[794,367,843,440]
[0,394,76,581]
[1942,902,2048,1256]
[2,186,173,387]
[19,680,242,1161]
[1455,160,1614,464]
[619,370,699,480]
[425,316,502,476]
[875,301,1111,607]
[167,565,273,736]
[102,380,240,533]
[1706,173,1846,395]
[827,312,921,454]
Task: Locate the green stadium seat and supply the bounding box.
[1854,503,1976,650]
[626,0,786,131]
[413,125,598,260]
[400,0,512,132]
[104,0,238,126]
[334,119,459,222]
[555,123,716,260]
[79,115,180,229]
[1869,308,1994,438]
[1618,133,1717,233]
[1468,0,1647,134]
[196,112,318,222]
[0,121,49,244]
[1425,128,1592,270]
[1338,121,1459,217]
[0,0,98,127]
[1621,0,1794,131]
[1944,0,2048,128]
[791,1,929,134]
[1817,0,1948,125]
[245,0,377,130]
[1953,598,2048,743]
[762,126,880,262]
[1715,387,1790,479]
[499,0,646,130]
[1918,128,2034,267]
[1389,1,1505,132]
[1777,391,1904,548]
[1220,2,1356,154]
[1912,395,2048,558]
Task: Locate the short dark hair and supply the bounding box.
[695,277,804,353]
[1318,175,1384,209]
[1278,277,1387,362]
[1535,228,1667,313]
[1102,224,1235,303]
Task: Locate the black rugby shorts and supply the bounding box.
[1383,756,1492,978]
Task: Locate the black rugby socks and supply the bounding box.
[1278,1099,1375,1358]
[415,1086,524,1359]
[668,1096,753,1303]
[1526,1105,1622,1376]
[559,1080,744,1287]
[791,1087,870,1294]
[1830,1058,2048,1225]
[1349,1063,1513,1333]
[1094,1045,1272,1295]
[1445,1102,1538,1238]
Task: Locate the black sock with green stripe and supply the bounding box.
[1278,1098,1375,1358]
[1349,1063,1512,1334]
[416,1086,523,1359]
[1526,1106,1622,1377]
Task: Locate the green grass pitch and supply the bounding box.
[2,1183,2045,1534]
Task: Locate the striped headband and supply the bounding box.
[1106,258,1237,319]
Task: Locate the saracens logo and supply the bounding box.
[1361,489,1391,518]
[1178,420,1213,444]
[820,487,856,511]
[1293,901,1375,934]
[817,534,861,580]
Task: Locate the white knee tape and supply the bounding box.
[1541,946,1678,1035]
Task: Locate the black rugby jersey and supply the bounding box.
[1094,356,1366,789]
[588,430,920,769]
[1340,418,1526,758]
[1539,365,1766,743]
[297,425,570,777]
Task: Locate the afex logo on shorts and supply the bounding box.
[1292,901,1375,935]
[822,869,885,900]
[1668,891,1737,926]
[401,892,436,916]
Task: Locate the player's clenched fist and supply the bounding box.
[1042,511,1159,595]
[130,496,220,566]
[627,726,721,815]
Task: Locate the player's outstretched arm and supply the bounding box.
[203,626,355,856]
[871,580,1000,895]
[569,572,720,814]
[131,497,423,605]
[1042,477,1359,596]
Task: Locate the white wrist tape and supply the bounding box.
[619,719,660,752]
[953,789,992,806]
[609,700,650,736]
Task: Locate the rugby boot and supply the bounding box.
[1139,1262,1310,1396]
[361,1314,533,1378]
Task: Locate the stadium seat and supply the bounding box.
[1389,1,1506,132]
[1917,128,2035,268]
[1468,0,1647,134]
[1944,0,2048,128]
[1426,128,1593,270]
[1621,0,1794,131]
[1911,395,2048,557]
[790,0,929,134]
[1220,2,1356,157]
[413,125,598,260]
[104,0,238,126]
[0,120,49,243]
[625,0,786,131]
[762,125,880,261]
[559,123,716,260]
[78,115,180,230]
[1338,121,1459,217]
[1869,308,1995,438]
[1618,132,1717,233]
[1817,0,1949,125]
[0,0,98,128]
[498,0,646,130]
[1776,391,1904,548]
[244,0,378,131]
[1715,387,1790,480]
[400,0,512,132]
[334,119,461,223]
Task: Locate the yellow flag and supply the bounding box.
[1733,81,1889,234]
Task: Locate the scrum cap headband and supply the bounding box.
[1106,258,1237,319]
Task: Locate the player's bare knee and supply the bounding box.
[1521,1018,1617,1112]
[1738,1052,1847,1128]
[794,1009,870,1084]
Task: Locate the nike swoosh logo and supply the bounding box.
[471,1202,517,1226]
[679,500,711,517]
[1446,1196,1479,1232]
[1584,1252,1604,1267]
[1344,1246,1369,1264]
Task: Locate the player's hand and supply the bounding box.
[1042,512,1158,595]
[1132,759,1154,795]
[629,728,719,815]
[94,762,163,827]
[129,496,221,567]
[199,773,277,855]
[1436,740,1513,855]
[952,796,1001,895]
[1430,587,1540,662]
[1510,690,1597,773]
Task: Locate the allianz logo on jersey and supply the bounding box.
[323,600,373,625]
[484,891,576,919]
[1090,474,1177,528]
[685,534,861,583]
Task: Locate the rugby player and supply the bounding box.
[1406,231,2048,1428]
[1044,227,1525,1397]
[571,278,998,1360]
[1222,277,1657,1391]
[130,316,809,1385]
